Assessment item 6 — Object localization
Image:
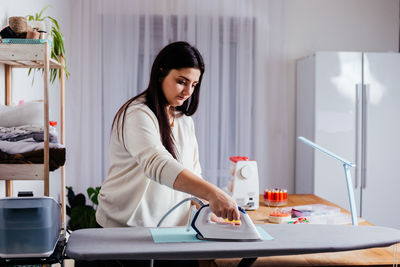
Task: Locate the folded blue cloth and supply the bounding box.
[150,226,273,243]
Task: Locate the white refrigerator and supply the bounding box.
[296,52,400,229]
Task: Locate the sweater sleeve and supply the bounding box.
[122,106,185,188]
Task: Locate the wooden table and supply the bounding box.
[215,194,398,266]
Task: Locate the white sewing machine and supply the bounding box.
[227,157,259,210]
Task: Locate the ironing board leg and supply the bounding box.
[237,257,257,267]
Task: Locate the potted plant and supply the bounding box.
[66,186,101,230]
[27,5,70,83]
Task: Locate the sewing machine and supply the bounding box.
[227,157,259,210]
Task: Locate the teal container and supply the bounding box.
[1,38,53,46]
[0,197,61,258]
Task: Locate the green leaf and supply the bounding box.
[37,5,50,21]
[66,205,71,217]
[47,16,60,31]
[50,69,57,84]
[66,186,76,210]
[26,5,69,84]
[87,186,101,206]
[26,15,35,21]
[69,205,97,230]
[71,193,86,208]
[87,187,95,196]
[28,68,37,85]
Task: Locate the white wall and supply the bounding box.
[0,0,72,200]
[283,0,399,193]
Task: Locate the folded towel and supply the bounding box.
[0,148,66,171]
[0,138,64,155]
[0,102,43,127]
[0,125,58,143]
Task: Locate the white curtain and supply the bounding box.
[67,0,287,195]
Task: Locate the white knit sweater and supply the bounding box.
[96,100,202,227]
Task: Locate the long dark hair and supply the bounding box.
[112,41,205,159]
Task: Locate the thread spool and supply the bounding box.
[263,188,288,206]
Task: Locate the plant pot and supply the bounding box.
[39,31,49,39]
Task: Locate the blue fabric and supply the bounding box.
[150,226,273,243]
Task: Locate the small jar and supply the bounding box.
[26,29,40,39]
[268,208,292,223]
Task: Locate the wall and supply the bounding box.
[283,0,399,193]
[0,0,71,200]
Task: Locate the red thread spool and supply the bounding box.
[263,188,288,206]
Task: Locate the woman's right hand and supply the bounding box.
[207,188,240,221]
[173,169,241,221]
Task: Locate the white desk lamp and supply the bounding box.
[298,136,358,226]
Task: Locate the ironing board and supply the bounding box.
[66,224,400,261]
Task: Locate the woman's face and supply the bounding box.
[161,68,201,108]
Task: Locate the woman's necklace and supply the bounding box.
[169,108,175,127]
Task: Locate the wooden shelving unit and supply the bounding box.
[0,42,66,225]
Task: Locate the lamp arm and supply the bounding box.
[343,164,358,226]
[298,136,358,226]
[298,136,355,167]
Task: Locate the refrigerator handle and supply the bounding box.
[361,84,369,189]
[355,84,363,189]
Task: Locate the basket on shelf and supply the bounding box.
[8,16,27,38]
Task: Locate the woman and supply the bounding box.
[96,41,240,229]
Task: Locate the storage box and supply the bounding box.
[0,197,61,258]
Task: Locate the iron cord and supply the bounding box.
[157,197,204,227]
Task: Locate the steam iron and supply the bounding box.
[191,205,261,241]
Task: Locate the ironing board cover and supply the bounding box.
[66,224,400,260]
